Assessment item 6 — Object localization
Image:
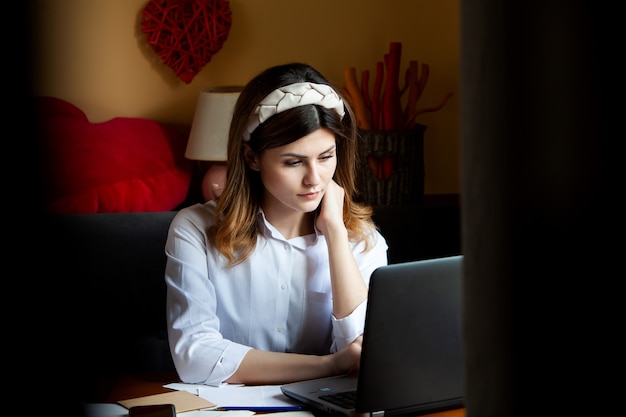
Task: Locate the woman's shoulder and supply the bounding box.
[171,200,217,228]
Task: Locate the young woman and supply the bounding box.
[165,62,388,386]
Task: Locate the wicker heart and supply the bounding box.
[141,0,232,84]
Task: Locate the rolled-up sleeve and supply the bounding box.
[165,205,252,386]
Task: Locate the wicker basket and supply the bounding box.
[355,124,426,205]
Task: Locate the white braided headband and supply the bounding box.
[243,82,345,141]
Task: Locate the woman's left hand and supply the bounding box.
[316,180,345,236]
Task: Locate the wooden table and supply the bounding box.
[105,372,465,417]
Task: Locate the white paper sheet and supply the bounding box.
[163,382,301,408]
[197,384,301,408]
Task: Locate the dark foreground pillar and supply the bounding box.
[460,1,617,415]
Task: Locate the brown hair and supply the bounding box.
[213,62,377,266]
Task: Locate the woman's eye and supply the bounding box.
[285,160,302,166]
[320,154,334,161]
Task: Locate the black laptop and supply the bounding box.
[281,255,464,416]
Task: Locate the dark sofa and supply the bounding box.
[40,199,460,405]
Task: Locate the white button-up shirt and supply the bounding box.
[165,201,388,386]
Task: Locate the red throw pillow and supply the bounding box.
[37,96,192,213]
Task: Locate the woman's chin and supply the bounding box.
[299,199,322,213]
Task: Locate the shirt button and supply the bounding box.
[277,326,284,333]
[283,243,289,250]
[280,284,286,291]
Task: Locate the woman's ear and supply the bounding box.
[243,143,260,171]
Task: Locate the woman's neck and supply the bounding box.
[263,208,316,240]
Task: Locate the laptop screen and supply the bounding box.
[355,256,464,415]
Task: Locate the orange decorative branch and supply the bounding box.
[344,42,452,130]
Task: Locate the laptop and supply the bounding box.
[281,255,464,416]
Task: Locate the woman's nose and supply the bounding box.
[303,163,321,186]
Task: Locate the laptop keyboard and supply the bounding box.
[319,390,357,409]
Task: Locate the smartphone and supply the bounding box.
[128,404,176,417]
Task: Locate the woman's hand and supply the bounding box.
[329,335,363,375]
[316,179,346,236]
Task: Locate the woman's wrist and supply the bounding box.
[321,352,342,376]
[321,222,349,244]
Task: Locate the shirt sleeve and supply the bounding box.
[164,203,252,386]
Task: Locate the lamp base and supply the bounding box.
[202,163,227,201]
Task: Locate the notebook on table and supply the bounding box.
[281,255,464,417]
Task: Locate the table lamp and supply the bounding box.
[185,86,243,201]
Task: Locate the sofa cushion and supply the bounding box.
[37,96,193,214]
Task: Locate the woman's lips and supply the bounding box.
[299,191,320,200]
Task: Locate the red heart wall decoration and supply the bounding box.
[141,0,232,84]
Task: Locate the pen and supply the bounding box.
[215,406,303,412]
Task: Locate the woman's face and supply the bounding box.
[251,128,337,214]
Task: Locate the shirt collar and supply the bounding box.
[257,208,320,249]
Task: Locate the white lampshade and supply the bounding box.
[185,86,243,161]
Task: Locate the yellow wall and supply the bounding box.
[32,0,460,195]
